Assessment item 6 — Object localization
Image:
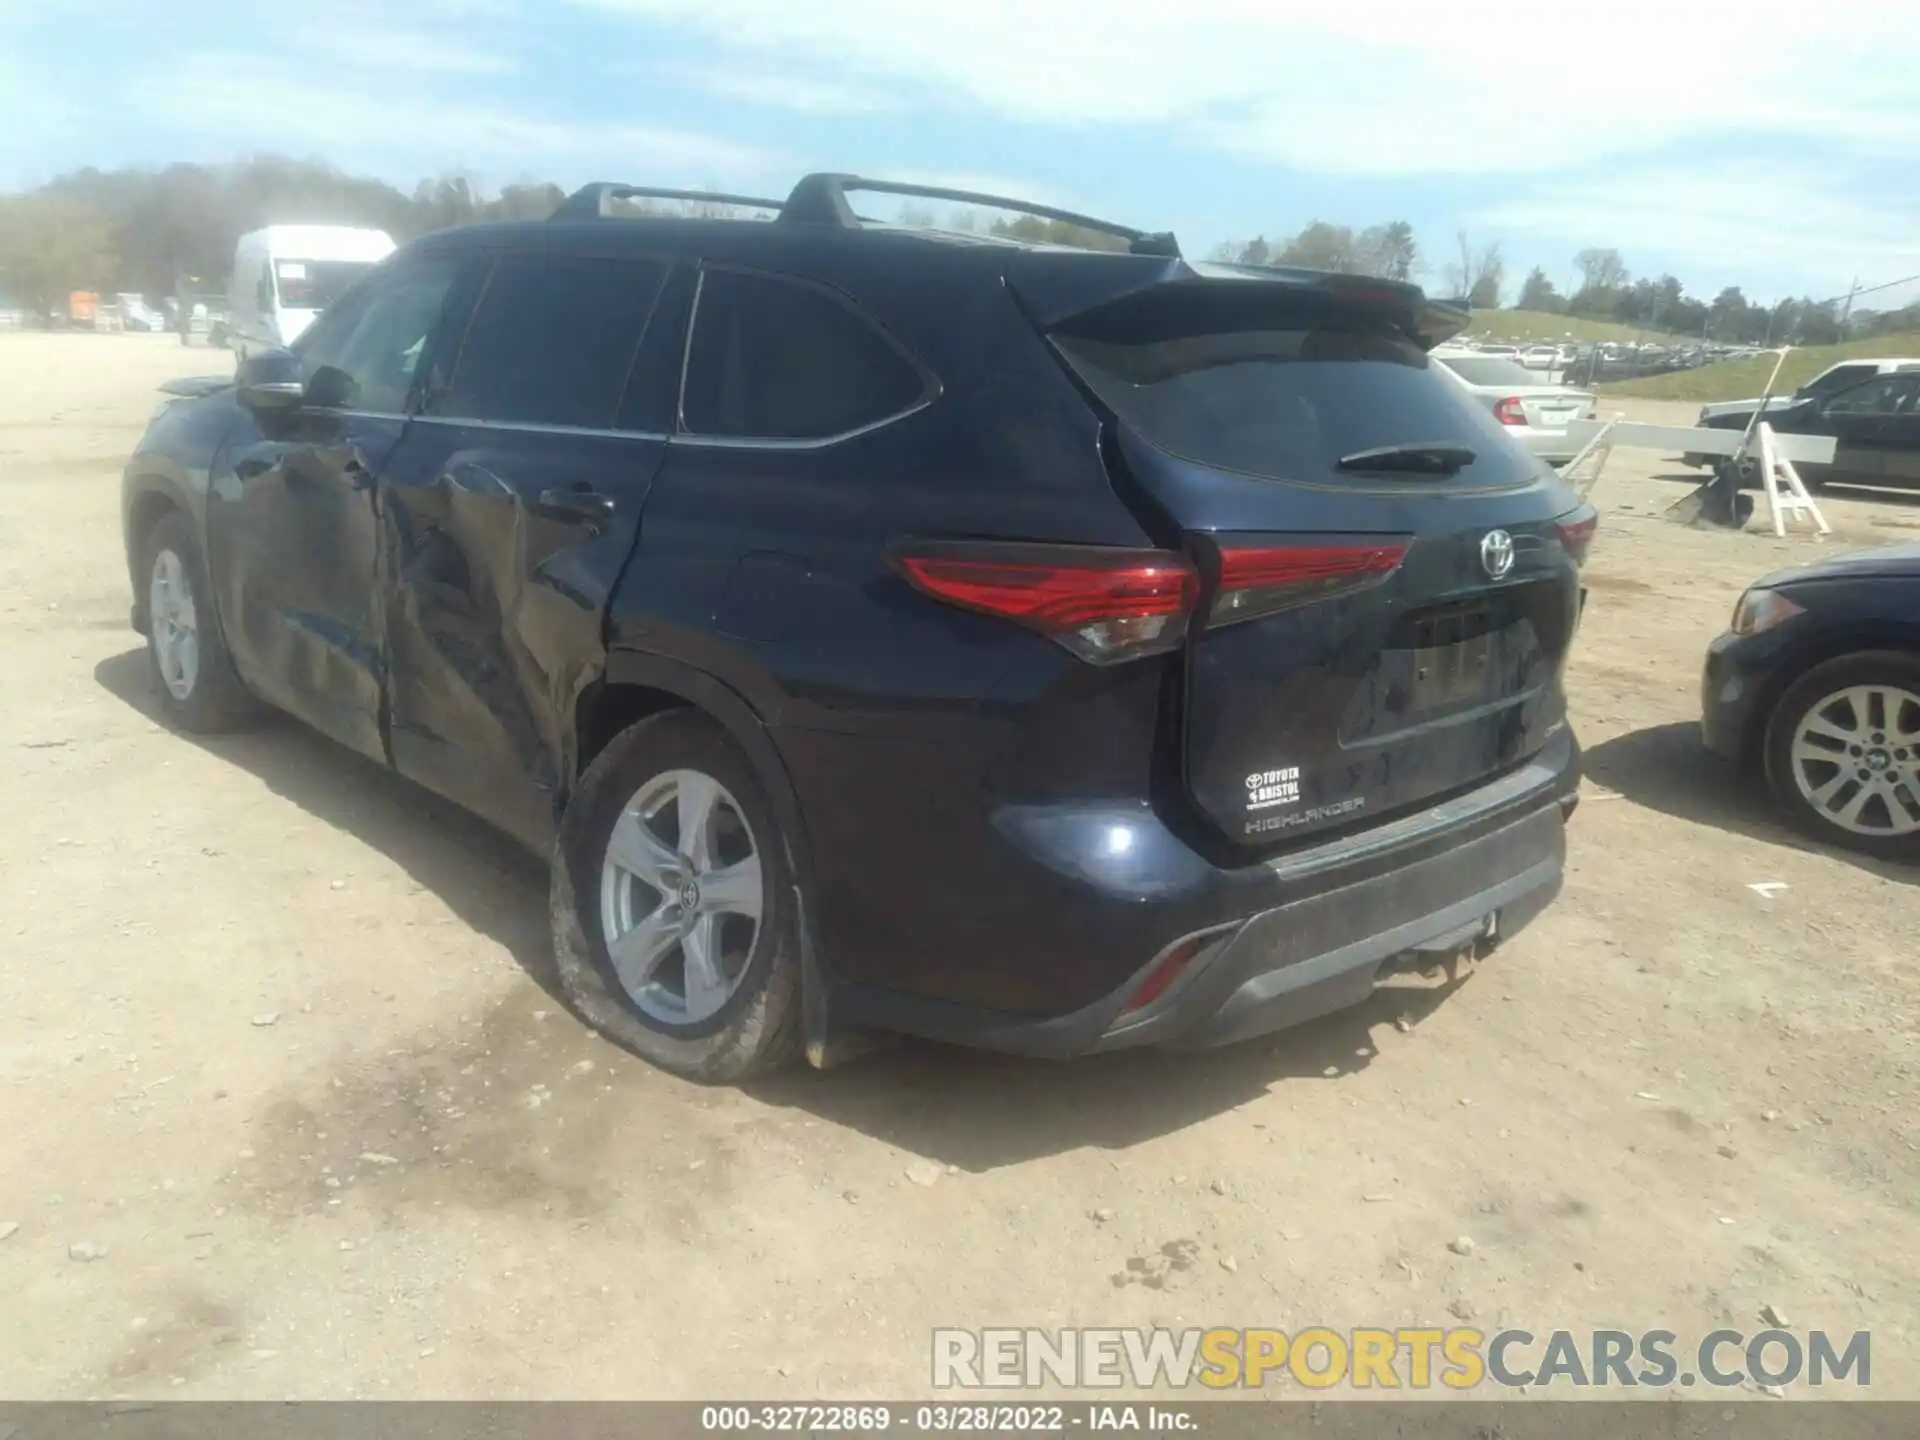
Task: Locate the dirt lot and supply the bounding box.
[1,332,1916,1400]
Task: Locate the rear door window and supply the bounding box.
[1057,322,1540,487]
[680,269,929,441]
[435,255,668,431]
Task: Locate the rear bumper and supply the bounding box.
[1517,430,1583,466]
[824,730,1579,1059]
[1098,801,1565,1052]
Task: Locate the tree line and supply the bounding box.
[3,156,1915,345]
[1212,230,1919,345]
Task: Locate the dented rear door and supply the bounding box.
[377,253,688,850]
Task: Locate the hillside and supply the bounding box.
[1602,333,1920,402]
[1460,311,1649,345]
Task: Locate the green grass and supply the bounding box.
[1459,311,1648,345]
[1602,333,1920,402]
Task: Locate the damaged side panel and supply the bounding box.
[208,410,404,763]
[376,426,667,851]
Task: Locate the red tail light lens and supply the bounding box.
[891,540,1198,665]
[1554,507,1598,565]
[1493,396,1527,426]
[1209,541,1408,627]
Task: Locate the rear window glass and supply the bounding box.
[1440,356,1538,386]
[1057,327,1541,487]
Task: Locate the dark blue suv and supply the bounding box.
[121,174,1591,1081]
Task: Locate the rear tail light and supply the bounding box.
[890,540,1198,665]
[1115,928,1234,1022]
[1554,507,1599,565]
[1209,541,1408,627]
[1493,396,1527,426]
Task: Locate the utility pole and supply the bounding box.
[1839,277,1861,333]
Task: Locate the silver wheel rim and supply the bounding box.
[149,548,200,702]
[598,768,764,1026]
[1789,683,1920,838]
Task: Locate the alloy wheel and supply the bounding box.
[149,548,200,701]
[1788,683,1920,838]
[597,768,765,1026]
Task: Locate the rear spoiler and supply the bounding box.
[1012,253,1476,353]
[159,376,233,399]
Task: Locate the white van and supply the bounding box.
[227,225,396,361]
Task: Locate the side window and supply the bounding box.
[1826,375,1912,416]
[681,269,928,441]
[298,260,460,414]
[1806,364,1873,400]
[435,255,666,430]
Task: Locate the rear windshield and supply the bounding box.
[275,259,379,311]
[1057,326,1542,487]
[1440,356,1538,386]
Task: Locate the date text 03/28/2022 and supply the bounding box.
[699,1405,1192,1431]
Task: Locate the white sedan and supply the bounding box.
[1433,351,1597,466]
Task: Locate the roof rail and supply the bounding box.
[549,175,1181,258]
[551,183,785,221]
[779,173,1180,257]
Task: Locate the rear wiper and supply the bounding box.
[1336,442,1477,474]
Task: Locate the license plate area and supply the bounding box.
[1344,593,1544,740]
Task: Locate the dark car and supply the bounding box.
[1697,370,1920,491]
[1702,543,1920,856]
[121,173,1592,1083]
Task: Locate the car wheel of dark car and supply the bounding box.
[140,512,264,733]
[1763,650,1920,858]
[550,710,803,1082]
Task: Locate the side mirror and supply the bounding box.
[236,349,304,412]
[303,364,357,411]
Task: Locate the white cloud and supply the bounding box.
[127,53,784,188]
[288,23,517,75]
[665,65,890,115]
[569,0,1920,175]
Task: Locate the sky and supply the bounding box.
[2,0,1917,312]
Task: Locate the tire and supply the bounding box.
[551,710,804,1082]
[1763,651,1920,860]
[140,512,264,733]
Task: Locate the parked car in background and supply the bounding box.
[227,225,396,361]
[1695,370,1920,490]
[1702,543,1920,857]
[116,294,167,332]
[1693,357,1920,430]
[1522,345,1559,371]
[1433,350,1598,466]
[1477,343,1522,359]
[122,173,1592,1083]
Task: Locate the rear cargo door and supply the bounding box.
[1041,280,1589,851]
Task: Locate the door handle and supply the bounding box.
[535,487,617,523]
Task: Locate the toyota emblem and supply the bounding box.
[1480,529,1515,580]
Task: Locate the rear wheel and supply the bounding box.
[551,711,803,1082]
[1764,652,1920,859]
[141,513,263,732]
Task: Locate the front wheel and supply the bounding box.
[1764,652,1920,859]
[140,513,264,732]
[551,711,803,1082]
